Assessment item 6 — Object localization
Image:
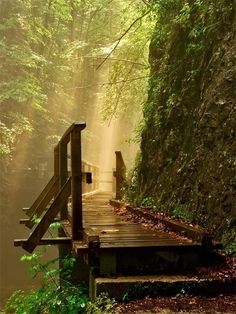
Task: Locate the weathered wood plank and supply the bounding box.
[22,178,71,253]
[14,237,71,247]
[20,218,61,225]
[100,242,202,249]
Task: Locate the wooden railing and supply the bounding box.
[82,160,99,193]
[15,122,99,253]
[114,151,126,200]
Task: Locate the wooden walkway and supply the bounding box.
[14,122,215,278]
[70,192,200,251]
[59,192,200,253]
[13,122,222,298]
[59,191,203,277]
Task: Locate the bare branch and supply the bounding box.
[96,9,151,70]
[70,55,147,66]
[66,75,149,90]
[108,64,135,126]
[140,0,152,7]
[83,55,147,66]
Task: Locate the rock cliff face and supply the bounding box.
[133,1,236,250]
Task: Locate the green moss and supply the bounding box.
[127,0,236,250]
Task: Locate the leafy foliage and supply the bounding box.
[3,249,117,313]
[170,204,194,222]
[3,283,88,314]
[101,2,156,123]
[86,293,116,314]
[3,252,88,314]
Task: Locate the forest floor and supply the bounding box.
[112,204,236,313]
[115,295,236,313]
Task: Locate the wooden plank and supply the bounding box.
[22,178,71,253]
[26,178,58,229]
[14,237,71,247]
[125,205,212,245]
[100,242,201,249]
[20,218,60,225]
[26,176,57,217]
[82,222,131,227]
[99,234,179,239]
[100,238,188,243]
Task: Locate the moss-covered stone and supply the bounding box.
[129,0,236,252]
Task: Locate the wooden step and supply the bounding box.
[90,274,236,301]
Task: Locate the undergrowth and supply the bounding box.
[170,204,194,222]
[2,250,116,314]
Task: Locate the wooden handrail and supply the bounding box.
[16,121,102,252]
[82,160,100,193]
[56,121,86,146]
[22,178,71,253]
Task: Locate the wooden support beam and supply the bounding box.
[14,237,71,246]
[22,178,71,253]
[20,218,61,225]
[83,228,100,268]
[59,142,68,220]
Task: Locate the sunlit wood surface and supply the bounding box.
[65,192,201,251]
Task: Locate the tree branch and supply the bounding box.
[66,76,149,90]
[140,0,152,7]
[108,64,135,126]
[72,55,147,66]
[96,9,151,70]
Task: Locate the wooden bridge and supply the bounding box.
[14,122,221,299]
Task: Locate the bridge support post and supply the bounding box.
[70,123,86,240]
[59,142,68,219]
[115,151,126,200]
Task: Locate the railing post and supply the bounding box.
[82,161,86,193]
[59,142,68,220]
[70,122,86,240]
[54,146,60,193]
[115,151,126,200]
[87,164,91,193]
